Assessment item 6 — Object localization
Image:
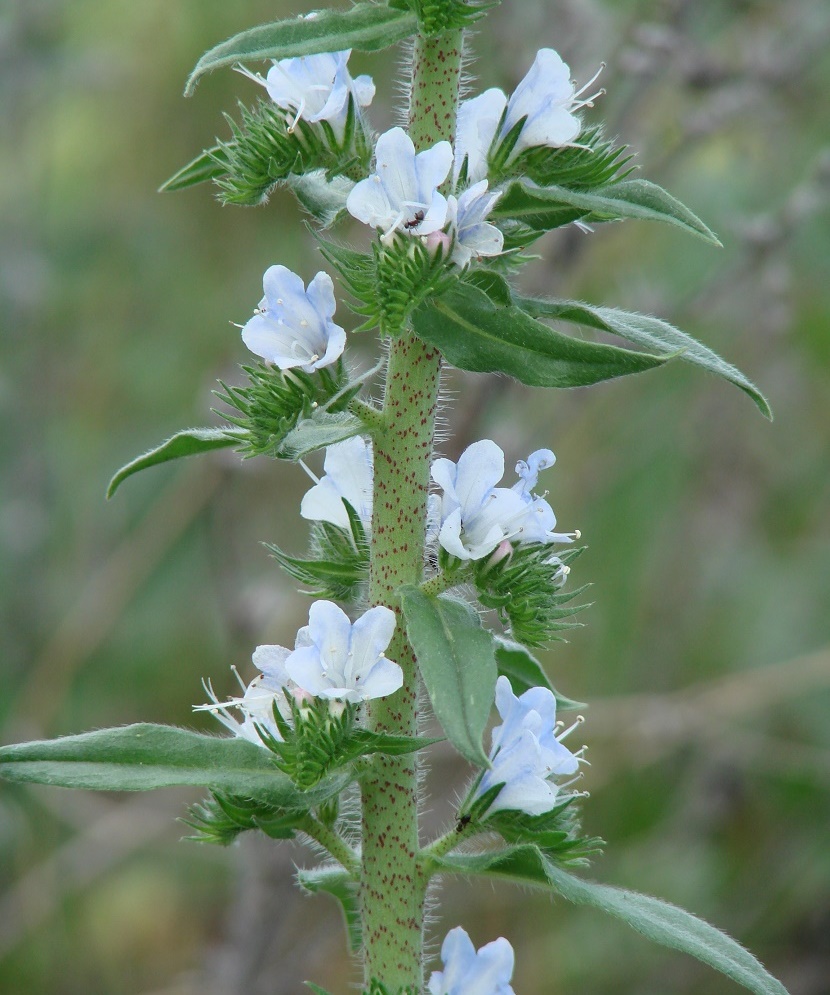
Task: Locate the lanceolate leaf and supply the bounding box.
[517,296,772,419]
[0,724,349,809]
[159,145,227,192]
[434,846,789,995]
[493,178,721,245]
[399,588,496,767]
[411,283,669,388]
[493,637,586,709]
[288,171,354,228]
[107,427,244,498]
[297,866,361,953]
[279,410,364,461]
[185,4,418,95]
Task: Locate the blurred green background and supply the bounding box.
[2,0,829,993]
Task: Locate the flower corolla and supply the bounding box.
[284,600,402,703]
[240,50,374,140]
[475,676,581,816]
[195,645,297,747]
[446,180,504,267]
[241,265,346,373]
[454,88,507,185]
[431,440,573,561]
[347,127,453,242]
[300,436,373,530]
[428,926,516,995]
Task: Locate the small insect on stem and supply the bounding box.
[403,209,426,231]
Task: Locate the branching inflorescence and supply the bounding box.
[0,3,786,995]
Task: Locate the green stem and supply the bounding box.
[360,27,464,993]
[301,814,360,877]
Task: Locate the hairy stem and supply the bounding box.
[360,27,464,992]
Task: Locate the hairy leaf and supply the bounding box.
[411,283,669,388]
[0,724,348,808]
[399,588,496,767]
[107,427,243,498]
[518,296,771,419]
[186,4,418,95]
[436,846,789,995]
[493,178,720,244]
[279,410,365,461]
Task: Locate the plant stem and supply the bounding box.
[301,814,360,877]
[360,26,464,993]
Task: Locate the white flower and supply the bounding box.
[500,48,599,157]
[475,676,582,817]
[300,436,373,530]
[285,600,402,703]
[431,440,572,561]
[428,926,516,995]
[194,645,297,747]
[239,50,374,140]
[454,88,507,185]
[346,127,453,242]
[446,180,504,266]
[241,265,346,373]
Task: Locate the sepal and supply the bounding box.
[318,232,458,336]
[258,696,435,790]
[486,798,603,867]
[402,0,500,35]
[183,791,309,845]
[216,359,364,460]
[472,544,589,648]
[209,97,371,208]
[267,499,369,602]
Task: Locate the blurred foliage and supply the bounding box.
[1,0,828,993]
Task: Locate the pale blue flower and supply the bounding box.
[194,644,297,746]
[239,50,374,140]
[347,127,453,241]
[285,601,402,703]
[300,436,374,530]
[431,440,573,561]
[500,48,597,157]
[510,448,574,545]
[453,50,600,186]
[241,265,346,373]
[446,180,504,266]
[475,676,581,817]
[454,88,507,185]
[428,926,516,995]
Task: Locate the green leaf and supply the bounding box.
[435,846,789,995]
[493,178,721,245]
[349,730,442,758]
[288,171,354,227]
[185,4,418,95]
[411,283,670,388]
[518,296,772,419]
[493,637,586,709]
[159,145,227,192]
[279,410,365,461]
[399,588,496,767]
[297,866,361,953]
[0,724,348,808]
[107,427,243,498]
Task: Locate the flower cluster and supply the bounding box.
[197,600,402,745]
[344,46,598,268]
[474,676,582,817]
[431,440,574,562]
[299,437,574,565]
